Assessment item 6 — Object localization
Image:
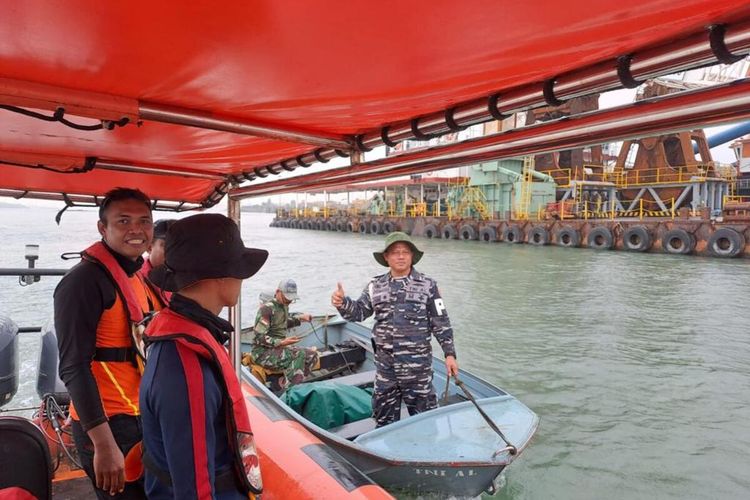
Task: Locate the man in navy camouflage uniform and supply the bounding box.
[332,232,458,427]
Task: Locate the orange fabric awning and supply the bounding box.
[1,1,749,206]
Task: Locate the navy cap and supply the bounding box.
[277,279,299,301]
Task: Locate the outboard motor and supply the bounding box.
[0,315,19,407]
[36,322,68,401]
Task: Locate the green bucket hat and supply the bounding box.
[373,231,424,267]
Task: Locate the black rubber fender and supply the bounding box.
[303,220,313,230]
[528,226,549,246]
[423,224,439,239]
[358,221,368,234]
[707,228,745,258]
[383,221,396,234]
[623,225,652,252]
[336,220,345,231]
[0,315,19,406]
[370,220,383,235]
[587,227,614,250]
[346,221,355,232]
[459,224,477,241]
[662,229,695,255]
[325,221,335,231]
[556,227,580,247]
[442,224,457,240]
[479,226,497,242]
[502,225,522,243]
[315,220,325,230]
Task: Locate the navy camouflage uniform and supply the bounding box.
[337,268,455,427]
[251,299,318,390]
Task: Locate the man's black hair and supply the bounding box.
[99,187,152,223]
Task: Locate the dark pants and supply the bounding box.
[71,415,145,500]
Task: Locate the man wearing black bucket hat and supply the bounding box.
[140,214,267,499]
[331,231,458,428]
[140,219,176,278]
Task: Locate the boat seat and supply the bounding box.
[331,369,376,388]
[330,417,377,440]
[330,406,410,440]
[0,416,52,500]
[242,354,284,384]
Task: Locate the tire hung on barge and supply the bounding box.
[706,228,745,258]
[503,225,522,244]
[587,227,613,250]
[556,227,580,247]
[442,224,457,240]
[423,224,439,239]
[479,226,497,242]
[528,227,549,246]
[459,224,477,241]
[623,226,652,252]
[662,229,695,255]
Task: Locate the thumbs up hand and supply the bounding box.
[331,282,346,308]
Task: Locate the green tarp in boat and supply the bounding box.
[281,382,373,430]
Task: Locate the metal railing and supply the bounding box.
[605,165,712,188]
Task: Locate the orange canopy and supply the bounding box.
[1,1,749,206]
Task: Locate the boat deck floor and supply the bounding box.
[53,476,95,499]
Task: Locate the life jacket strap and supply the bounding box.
[93,347,137,363]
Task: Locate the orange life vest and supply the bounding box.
[69,242,162,421]
[145,308,263,496]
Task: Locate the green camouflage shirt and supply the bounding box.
[252,298,302,347]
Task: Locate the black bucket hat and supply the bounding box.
[149,214,268,292]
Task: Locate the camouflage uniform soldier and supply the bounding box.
[332,232,458,427]
[251,279,318,389]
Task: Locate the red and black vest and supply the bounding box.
[145,308,263,496]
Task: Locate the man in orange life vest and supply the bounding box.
[54,187,165,499]
[142,214,267,499]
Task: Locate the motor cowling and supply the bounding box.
[36,322,68,401]
[0,315,19,407]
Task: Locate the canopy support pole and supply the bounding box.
[228,196,242,377]
[140,102,352,150]
[230,78,750,198]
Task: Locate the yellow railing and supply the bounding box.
[454,185,491,220]
[406,203,427,217]
[515,157,535,220]
[604,165,712,188]
[723,195,750,205]
[547,168,573,188]
[595,197,679,220]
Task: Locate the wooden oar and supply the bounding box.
[452,375,517,456]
